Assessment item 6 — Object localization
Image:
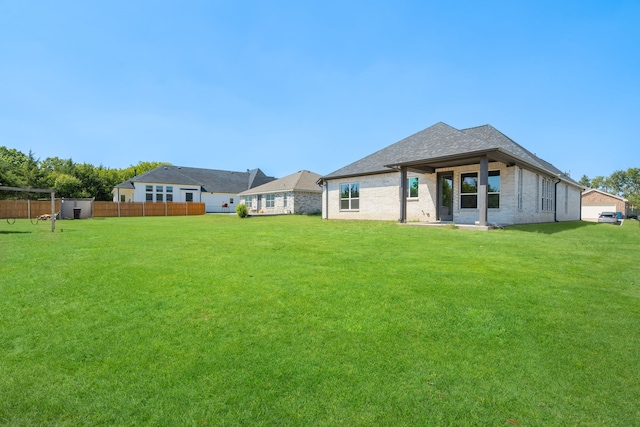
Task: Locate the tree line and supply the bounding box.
[0,146,168,201]
[578,168,640,210]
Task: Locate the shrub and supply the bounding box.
[235,204,248,218]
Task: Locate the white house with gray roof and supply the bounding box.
[112,166,275,213]
[239,170,322,215]
[318,122,584,226]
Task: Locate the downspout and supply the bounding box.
[554,178,561,222]
[323,180,329,220]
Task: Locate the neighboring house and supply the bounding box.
[581,188,628,221]
[112,166,275,213]
[318,122,584,226]
[239,170,322,215]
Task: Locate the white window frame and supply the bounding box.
[266,194,275,208]
[340,183,360,211]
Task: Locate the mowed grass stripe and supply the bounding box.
[1,216,639,425]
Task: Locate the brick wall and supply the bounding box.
[582,191,627,214]
[322,164,583,225]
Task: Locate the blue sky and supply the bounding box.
[1,1,638,180]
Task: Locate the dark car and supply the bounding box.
[598,212,619,225]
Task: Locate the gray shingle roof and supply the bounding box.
[239,170,322,195]
[115,166,275,193]
[321,122,578,185]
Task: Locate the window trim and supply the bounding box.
[266,194,275,208]
[340,182,360,211]
[460,172,478,209]
[488,170,500,209]
[407,177,419,199]
[460,170,500,209]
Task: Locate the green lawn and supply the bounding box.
[1,215,638,426]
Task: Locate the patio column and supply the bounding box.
[478,156,488,226]
[399,167,407,223]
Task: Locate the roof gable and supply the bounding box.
[582,188,628,202]
[322,122,578,186]
[240,170,322,195]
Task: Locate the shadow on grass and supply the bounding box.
[0,230,32,234]
[506,220,599,234]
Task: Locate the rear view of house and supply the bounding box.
[319,122,584,226]
[112,166,275,213]
[239,170,322,215]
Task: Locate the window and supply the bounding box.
[564,185,568,214]
[146,193,153,202]
[166,194,173,202]
[536,175,540,212]
[186,192,193,202]
[460,173,478,208]
[517,168,523,211]
[407,177,419,198]
[156,185,163,192]
[340,183,359,210]
[244,195,252,207]
[146,185,153,192]
[156,193,163,202]
[541,178,554,211]
[166,186,173,193]
[266,194,275,208]
[488,171,500,208]
[460,171,500,208]
[283,194,287,207]
[229,198,234,204]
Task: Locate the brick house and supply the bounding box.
[318,122,583,226]
[581,189,629,220]
[239,170,322,215]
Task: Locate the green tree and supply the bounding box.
[578,175,591,188]
[19,151,48,196]
[590,176,610,192]
[53,173,83,197]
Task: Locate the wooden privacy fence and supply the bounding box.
[1,200,205,218]
[93,202,205,217]
[0,200,61,219]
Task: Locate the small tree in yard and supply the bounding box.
[235,203,248,218]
